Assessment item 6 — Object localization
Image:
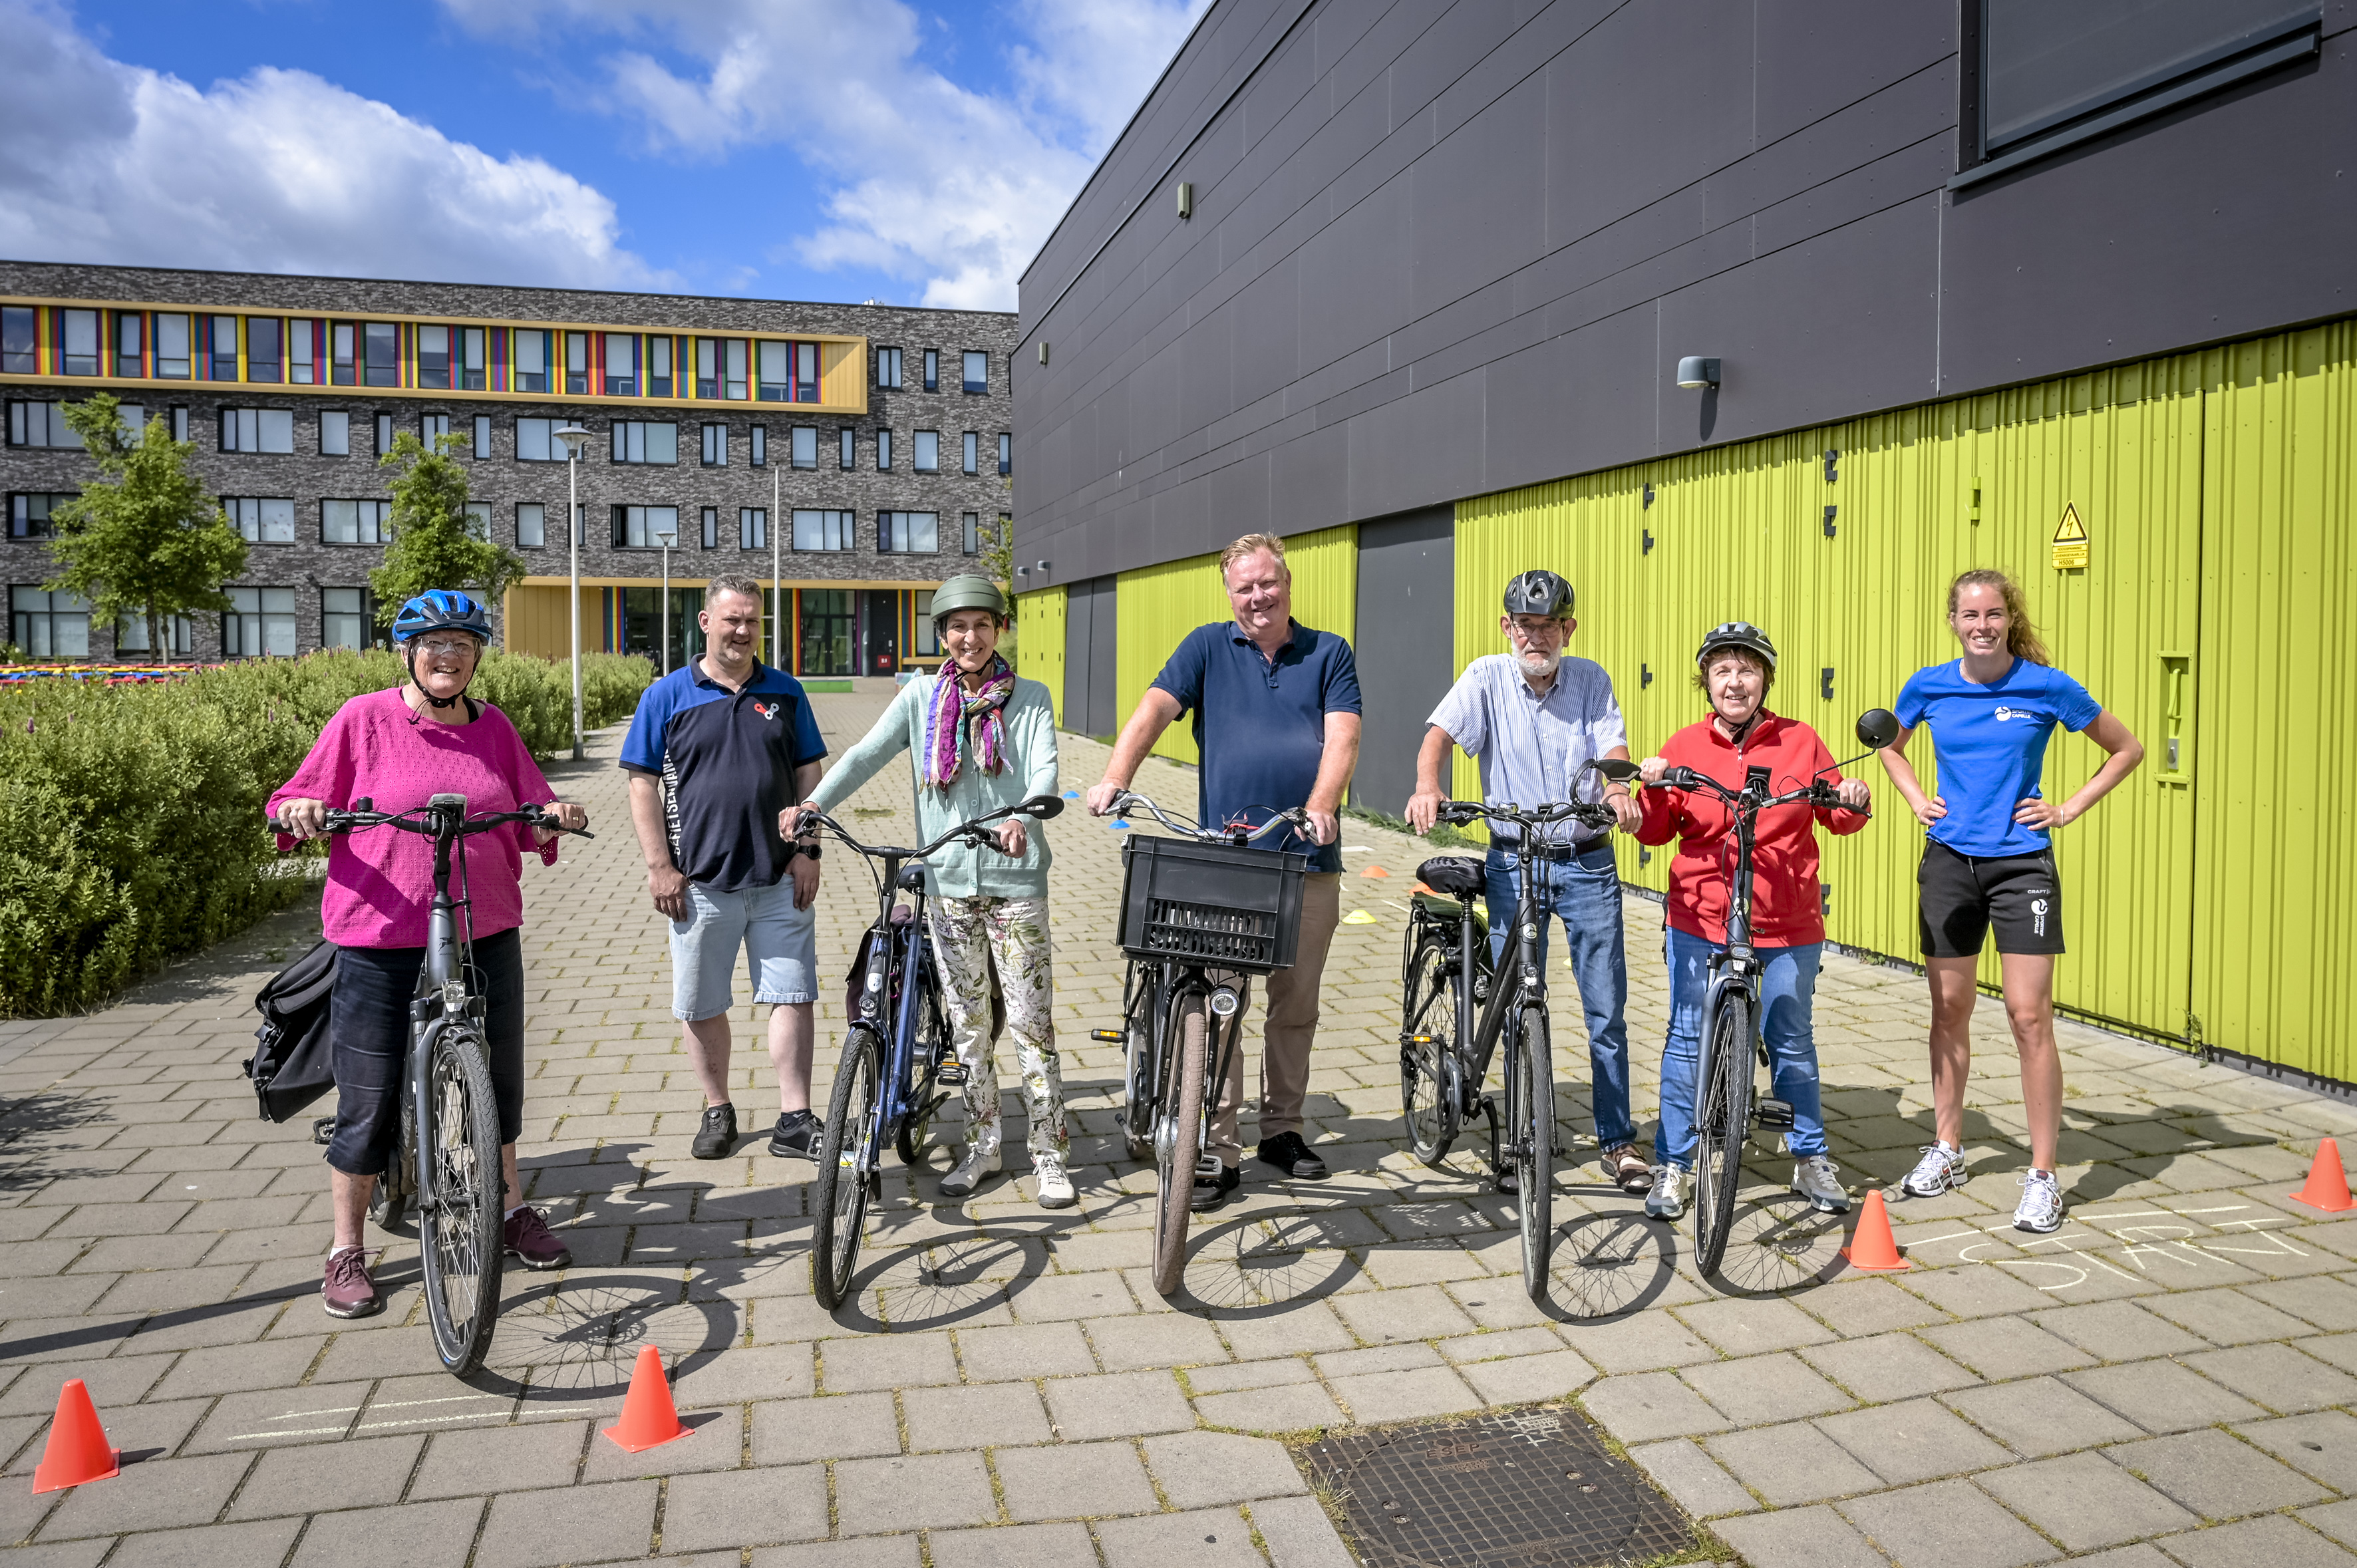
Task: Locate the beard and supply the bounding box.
[1516,646,1561,680]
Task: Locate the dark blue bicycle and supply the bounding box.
[802,792,1064,1309]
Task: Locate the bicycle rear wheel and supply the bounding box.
[1150,993,1209,1298]
[1515,1007,1555,1301]
[812,1028,883,1310]
[1692,993,1754,1278]
[418,1026,504,1376]
[1400,939,1462,1169]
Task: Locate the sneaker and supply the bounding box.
[2014,1169,2065,1233]
[939,1140,1003,1199]
[1790,1155,1852,1215]
[1901,1142,1968,1197]
[692,1103,738,1160]
[1256,1130,1329,1181]
[1645,1165,1688,1221]
[1191,1164,1240,1212]
[1032,1152,1076,1209]
[321,1247,382,1319]
[502,1205,573,1270]
[768,1110,822,1160]
[1603,1143,1652,1195]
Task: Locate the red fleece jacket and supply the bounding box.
[1635,710,1868,947]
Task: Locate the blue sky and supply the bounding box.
[1,0,1206,309]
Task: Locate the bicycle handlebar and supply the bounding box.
[800,793,1065,866]
[1641,768,1869,820]
[269,796,595,840]
[1105,791,1311,846]
[1433,796,1618,832]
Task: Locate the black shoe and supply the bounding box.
[769,1110,823,1160]
[1191,1165,1241,1212]
[1256,1130,1329,1181]
[692,1104,738,1160]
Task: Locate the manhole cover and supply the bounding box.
[1301,1406,1694,1567]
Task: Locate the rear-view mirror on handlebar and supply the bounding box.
[1855,708,1901,750]
[1019,794,1066,820]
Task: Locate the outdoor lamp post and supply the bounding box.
[654,521,678,675]
[554,423,593,759]
[771,461,784,671]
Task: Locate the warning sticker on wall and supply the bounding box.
[2052,503,2089,570]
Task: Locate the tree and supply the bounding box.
[983,514,1015,601]
[45,394,247,664]
[371,428,526,637]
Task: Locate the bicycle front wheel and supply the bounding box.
[1120,971,1156,1164]
[812,1028,883,1310]
[1150,993,1209,1298]
[418,1026,504,1376]
[897,981,951,1168]
[1515,1007,1555,1301]
[1400,939,1462,1169]
[1692,993,1754,1278]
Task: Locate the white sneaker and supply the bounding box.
[1901,1142,1968,1198]
[1790,1155,1851,1215]
[2014,1169,2064,1233]
[1645,1165,1688,1221]
[1032,1152,1076,1209]
[939,1140,1002,1199]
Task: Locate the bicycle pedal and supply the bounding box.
[1090,1029,1126,1042]
[1195,1154,1224,1179]
[310,1116,336,1146]
[935,1062,971,1085]
[1754,1098,1796,1129]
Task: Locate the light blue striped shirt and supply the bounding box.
[1428,654,1629,847]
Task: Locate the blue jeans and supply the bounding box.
[1484,844,1632,1148]
[1655,927,1826,1167]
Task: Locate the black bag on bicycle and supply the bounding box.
[243,938,339,1123]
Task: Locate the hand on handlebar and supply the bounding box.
[1637,757,1670,786]
[1834,778,1871,812]
[1303,807,1338,846]
[995,816,1029,858]
[1085,780,1128,818]
[533,802,589,843]
[277,798,330,841]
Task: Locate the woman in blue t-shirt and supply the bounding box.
[1879,569,2143,1234]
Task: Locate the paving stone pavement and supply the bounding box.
[8,678,2357,1565]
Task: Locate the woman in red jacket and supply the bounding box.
[1635,623,1871,1221]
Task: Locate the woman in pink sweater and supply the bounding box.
[268,591,587,1321]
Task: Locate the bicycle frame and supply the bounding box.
[408,795,482,1216]
[843,850,947,1190]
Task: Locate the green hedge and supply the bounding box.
[0,650,652,1017]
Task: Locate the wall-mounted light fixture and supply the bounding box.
[1034,560,1050,574]
[1037,342,1050,365]
[1176,182,1193,220]
[1015,565,1030,578]
[1676,356,1720,390]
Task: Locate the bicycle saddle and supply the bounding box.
[1416,856,1484,899]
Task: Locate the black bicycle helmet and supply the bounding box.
[1696,620,1778,671]
[391,589,492,643]
[1503,569,1573,618]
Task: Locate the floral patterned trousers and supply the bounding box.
[929,894,1068,1163]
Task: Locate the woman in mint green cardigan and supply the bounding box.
[798,577,1072,1207]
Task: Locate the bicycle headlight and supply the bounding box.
[1209,987,1240,1018]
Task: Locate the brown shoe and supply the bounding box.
[503,1205,573,1271]
[1603,1144,1652,1195]
[322,1247,383,1319]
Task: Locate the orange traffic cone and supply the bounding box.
[1360,865,1390,879]
[2290,1138,2355,1212]
[31,1379,120,1493]
[602,1346,690,1453]
[1839,1189,1911,1272]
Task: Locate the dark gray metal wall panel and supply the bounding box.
[1088,577,1121,736]
[1060,575,1122,737]
[1351,504,1457,815]
[1064,578,1095,730]
[1753,0,1956,145]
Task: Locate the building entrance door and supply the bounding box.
[859,589,899,675]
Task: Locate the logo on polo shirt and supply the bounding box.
[752,701,779,720]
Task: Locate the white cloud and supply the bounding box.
[0,0,666,289]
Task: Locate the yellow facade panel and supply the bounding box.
[1016,586,1068,726]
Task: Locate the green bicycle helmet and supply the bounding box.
[931,574,1009,627]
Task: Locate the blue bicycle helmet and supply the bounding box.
[391,589,491,643]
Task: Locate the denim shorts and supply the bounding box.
[671,878,818,1020]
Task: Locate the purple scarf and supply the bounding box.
[924,655,1015,788]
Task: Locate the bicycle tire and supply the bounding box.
[1692,993,1754,1278]
[1120,972,1156,1164]
[812,1028,882,1310]
[418,1026,504,1376]
[371,1095,414,1232]
[896,983,953,1168]
[1150,993,1209,1298]
[1516,1007,1555,1301]
[1399,939,1462,1169]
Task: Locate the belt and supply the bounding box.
[1497,837,1601,862]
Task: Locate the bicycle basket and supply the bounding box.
[1117,834,1309,974]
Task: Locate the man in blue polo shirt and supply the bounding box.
[622,574,830,1164]
[1086,533,1362,1211]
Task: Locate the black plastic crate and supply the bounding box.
[1117,834,1308,975]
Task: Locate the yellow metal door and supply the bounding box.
[1015,586,1066,726]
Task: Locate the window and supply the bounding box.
[157,313,192,379]
[61,309,99,376]
[115,404,146,436]
[330,321,355,386]
[421,412,450,446]
[962,511,981,554]
[913,430,939,472]
[514,329,551,394]
[611,421,679,465]
[758,340,791,402]
[797,341,818,402]
[320,410,350,456]
[963,351,989,394]
[516,417,555,462]
[879,510,939,553]
[11,493,73,539]
[800,587,852,674]
[246,317,283,383]
[516,503,546,548]
[877,429,893,470]
[740,507,766,549]
[647,335,673,398]
[224,587,297,657]
[116,611,190,657]
[610,504,680,548]
[363,322,398,387]
[463,502,490,541]
[114,313,143,379]
[701,423,728,466]
[223,497,297,544]
[321,587,375,651]
[962,432,979,475]
[565,331,589,395]
[1,307,35,374]
[914,591,939,657]
[7,402,73,448]
[208,315,239,381]
[793,509,855,551]
[790,426,818,470]
[321,499,390,545]
[877,347,903,389]
[703,507,721,548]
[461,327,486,391]
[999,432,1011,475]
[923,349,939,392]
[417,325,450,389]
[289,319,316,385]
[471,414,490,460]
[724,338,748,400]
[12,587,90,657]
[170,406,188,442]
[840,428,855,469]
[695,337,719,399]
[750,425,766,467]
[374,412,392,455]
[221,408,295,454]
[605,333,637,398]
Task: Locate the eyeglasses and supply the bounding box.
[414,638,480,657]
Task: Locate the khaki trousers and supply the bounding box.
[1209,871,1342,1164]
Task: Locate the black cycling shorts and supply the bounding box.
[1918,841,2064,957]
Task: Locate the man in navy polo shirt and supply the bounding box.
[1087,533,1361,1212]
[622,574,830,1163]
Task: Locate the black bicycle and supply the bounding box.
[798,794,1064,1309]
[1092,792,1309,1298]
[1614,708,1897,1276]
[1402,780,1621,1301]
[269,794,590,1375]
